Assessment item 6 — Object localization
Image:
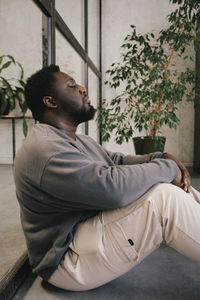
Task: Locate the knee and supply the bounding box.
[149,183,186,202]
[150,183,182,195]
[147,183,187,219]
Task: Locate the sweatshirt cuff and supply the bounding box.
[150,152,165,160]
[157,158,179,181]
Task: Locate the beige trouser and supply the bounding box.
[47,183,200,291]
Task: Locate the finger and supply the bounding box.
[187,173,191,188]
[182,170,190,185]
[181,171,188,191]
[186,180,191,193]
[183,171,191,192]
[183,180,191,193]
[183,183,188,192]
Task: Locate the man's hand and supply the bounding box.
[172,168,183,189]
[162,153,191,193]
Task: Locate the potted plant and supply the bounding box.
[0,54,28,136]
[97,0,200,154]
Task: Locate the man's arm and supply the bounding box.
[40,151,179,211]
[122,152,164,165]
[81,135,164,166]
[103,147,164,165]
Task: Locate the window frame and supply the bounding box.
[33,0,102,143]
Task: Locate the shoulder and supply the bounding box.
[14,124,79,183]
[24,123,77,154]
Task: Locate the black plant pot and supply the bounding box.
[0,97,10,115]
[133,136,166,155]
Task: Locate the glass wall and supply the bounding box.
[0,0,45,283]
[88,68,100,141]
[56,29,85,134]
[88,0,100,69]
[0,0,43,163]
[54,0,101,141]
[55,0,85,48]
[0,0,102,163]
[0,0,101,286]
[56,30,85,85]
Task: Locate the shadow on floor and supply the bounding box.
[0,165,26,282]
[13,244,200,300]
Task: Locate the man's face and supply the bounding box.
[52,71,95,124]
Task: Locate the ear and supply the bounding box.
[43,96,58,108]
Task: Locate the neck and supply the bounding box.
[42,112,78,140]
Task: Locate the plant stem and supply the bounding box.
[153,48,175,137]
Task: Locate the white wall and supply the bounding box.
[102,0,195,166]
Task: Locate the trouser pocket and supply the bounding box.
[105,220,138,263]
[70,215,103,256]
[103,200,162,264]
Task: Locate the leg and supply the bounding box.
[152,185,200,261]
[47,184,200,291]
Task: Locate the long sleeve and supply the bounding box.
[41,150,178,211]
[122,152,164,165]
[102,147,163,166]
[78,134,164,166]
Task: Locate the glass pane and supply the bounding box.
[88,0,100,68]
[56,28,85,134]
[55,0,85,48]
[42,14,49,67]
[0,0,43,162]
[88,68,100,142]
[0,0,43,281]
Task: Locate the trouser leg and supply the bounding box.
[47,184,200,291]
[151,185,200,261]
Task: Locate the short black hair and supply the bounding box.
[24,64,60,121]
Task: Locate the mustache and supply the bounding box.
[84,94,89,100]
[83,95,91,105]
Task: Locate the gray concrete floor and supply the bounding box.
[13,244,200,300]
[0,164,26,281]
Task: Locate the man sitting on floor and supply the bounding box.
[14,65,200,291]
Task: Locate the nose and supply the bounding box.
[78,85,87,96]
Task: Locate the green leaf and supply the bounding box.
[9,96,15,110]
[23,117,28,137]
[17,62,24,80]
[18,80,25,88]
[0,61,12,73]
[0,76,12,91]
[0,92,7,115]
[7,55,16,63]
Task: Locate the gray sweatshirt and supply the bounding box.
[14,124,178,279]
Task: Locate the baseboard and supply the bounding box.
[184,163,193,167]
[0,252,30,300]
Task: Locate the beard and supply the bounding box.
[67,103,95,125]
[76,104,95,124]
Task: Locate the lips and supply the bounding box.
[84,96,91,105]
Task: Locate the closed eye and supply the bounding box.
[68,79,77,89]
